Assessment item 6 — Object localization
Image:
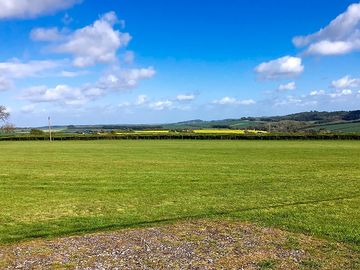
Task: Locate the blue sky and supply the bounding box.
[1,0,360,126]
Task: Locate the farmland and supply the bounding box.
[0,140,359,248]
[306,121,360,133]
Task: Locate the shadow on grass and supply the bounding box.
[1,192,359,245]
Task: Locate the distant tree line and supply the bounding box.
[241,110,360,123]
[66,124,164,132]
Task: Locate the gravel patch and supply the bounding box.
[0,220,358,269]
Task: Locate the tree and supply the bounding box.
[1,123,15,134]
[343,110,360,121]
[0,106,14,134]
[0,105,9,123]
[30,129,45,136]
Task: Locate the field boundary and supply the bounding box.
[1,133,360,141]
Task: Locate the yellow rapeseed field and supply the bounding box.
[193,129,268,134]
[116,129,268,135]
[134,130,170,134]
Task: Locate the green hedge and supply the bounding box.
[0,133,360,141]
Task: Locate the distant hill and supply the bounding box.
[16,110,360,134]
[164,110,360,132]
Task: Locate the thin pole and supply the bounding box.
[48,116,52,142]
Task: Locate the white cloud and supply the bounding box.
[293,2,360,55]
[213,97,237,105]
[149,100,173,110]
[308,88,354,99]
[306,40,355,55]
[267,83,360,110]
[176,94,195,101]
[99,67,156,90]
[309,90,326,96]
[274,96,304,107]
[118,93,194,111]
[255,56,304,80]
[278,82,296,91]
[0,59,60,78]
[135,95,148,105]
[273,87,359,108]
[239,99,256,105]
[21,84,104,106]
[213,96,256,105]
[30,27,64,41]
[0,0,81,19]
[0,60,60,90]
[331,75,360,89]
[53,12,131,67]
[19,66,155,107]
[121,67,156,86]
[329,89,352,98]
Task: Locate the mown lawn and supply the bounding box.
[0,140,359,245]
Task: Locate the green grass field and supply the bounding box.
[310,121,360,132]
[0,140,359,246]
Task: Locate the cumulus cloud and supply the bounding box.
[331,75,360,89]
[0,59,60,90]
[309,89,353,98]
[149,100,173,110]
[52,12,131,67]
[117,93,196,111]
[213,97,256,105]
[278,82,296,91]
[0,59,61,91]
[20,66,155,106]
[329,89,353,98]
[0,0,81,19]
[118,95,149,108]
[99,67,156,90]
[176,94,195,101]
[0,59,60,78]
[21,84,104,106]
[273,86,360,109]
[293,2,360,55]
[306,40,355,55]
[273,96,305,107]
[255,56,304,80]
[309,90,326,96]
[32,12,133,67]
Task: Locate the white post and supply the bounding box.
[48,116,52,142]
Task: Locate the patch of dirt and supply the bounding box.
[0,220,358,269]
